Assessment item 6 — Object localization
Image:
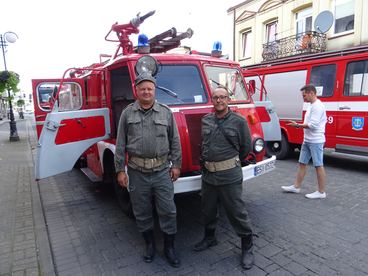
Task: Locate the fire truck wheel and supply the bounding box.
[113,176,135,219]
[266,133,291,160]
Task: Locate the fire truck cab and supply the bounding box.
[33,11,276,215]
[244,45,368,159]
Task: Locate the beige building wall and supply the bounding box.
[228,0,368,67]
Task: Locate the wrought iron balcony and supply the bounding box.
[262,31,327,61]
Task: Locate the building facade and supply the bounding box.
[228,0,368,66]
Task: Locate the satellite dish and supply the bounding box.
[314,10,334,33]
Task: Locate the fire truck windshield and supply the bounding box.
[155,64,207,105]
[205,66,249,101]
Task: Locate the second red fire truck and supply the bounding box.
[244,45,368,159]
[33,11,276,216]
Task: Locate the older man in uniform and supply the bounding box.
[114,72,182,267]
[194,86,255,269]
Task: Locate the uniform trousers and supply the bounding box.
[128,167,177,234]
[201,179,253,237]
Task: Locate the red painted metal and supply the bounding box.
[55,116,106,145]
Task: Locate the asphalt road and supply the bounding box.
[36,137,368,275]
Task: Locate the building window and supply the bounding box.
[296,7,312,35]
[333,0,355,34]
[266,21,277,43]
[241,30,252,58]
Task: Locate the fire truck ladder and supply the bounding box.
[145,27,194,53]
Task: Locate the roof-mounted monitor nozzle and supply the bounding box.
[105,10,155,57]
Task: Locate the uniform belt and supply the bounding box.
[204,156,240,172]
[130,155,167,170]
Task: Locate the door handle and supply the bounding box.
[339,106,351,110]
[76,119,86,128]
[45,121,66,131]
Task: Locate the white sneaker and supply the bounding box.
[281,185,301,193]
[305,191,326,199]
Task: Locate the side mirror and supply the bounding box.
[248,80,255,96]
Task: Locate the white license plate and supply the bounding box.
[254,160,275,176]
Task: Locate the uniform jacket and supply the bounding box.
[115,100,182,173]
[201,110,251,185]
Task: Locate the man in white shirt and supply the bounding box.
[281,84,327,199]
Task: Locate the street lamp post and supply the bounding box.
[0,31,19,141]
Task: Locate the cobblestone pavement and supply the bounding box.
[34,122,368,275]
[0,117,54,276]
[3,116,368,275]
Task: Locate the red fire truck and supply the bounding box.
[243,45,368,159]
[33,11,276,215]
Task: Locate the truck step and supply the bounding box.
[80,167,103,183]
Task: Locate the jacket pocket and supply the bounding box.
[153,119,169,155]
[127,117,142,141]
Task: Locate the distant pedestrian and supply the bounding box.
[193,86,255,269]
[282,84,327,199]
[114,72,182,267]
[18,108,24,119]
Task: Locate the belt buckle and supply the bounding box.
[144,158,155,169]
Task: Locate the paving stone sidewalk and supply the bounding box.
[0,118,55,276]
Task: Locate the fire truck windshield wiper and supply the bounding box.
[156,85,179,98]
[156,85,185,104]
[210,79,234,97]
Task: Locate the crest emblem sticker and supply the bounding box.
[352,117,364,131]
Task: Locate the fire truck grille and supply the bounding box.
[185,114,203,167]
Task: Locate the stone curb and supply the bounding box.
[26,118,56,276]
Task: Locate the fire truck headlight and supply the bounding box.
[135,55,158,76]
[253,138,265,153]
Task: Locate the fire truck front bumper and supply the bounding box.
[173,155,276,194]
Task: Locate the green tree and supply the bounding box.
[0,71,20,99]
[16,98,25,107]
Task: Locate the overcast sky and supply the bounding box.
[1,0,240,94]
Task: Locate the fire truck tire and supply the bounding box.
[113,175,135,219]
[266,133,291,160]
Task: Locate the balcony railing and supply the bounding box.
[262,31,327,61]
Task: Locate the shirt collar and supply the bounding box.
[132,100,160,112]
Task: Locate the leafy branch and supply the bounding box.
[0,71,20,98]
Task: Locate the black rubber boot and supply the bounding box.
[163,233,180,268]
[241,236,254,270]
[142,229,155,263]
[193,228,218,252]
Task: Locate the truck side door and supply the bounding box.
[335,59,368,154]
[309,64,338,148]
[35,79,110,179]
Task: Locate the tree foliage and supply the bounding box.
[0,71,20,97]
[16,99,25,107]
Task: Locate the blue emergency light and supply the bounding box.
[137,34,150,54]
[212,41,222,52]
[138,34,149,46]
[211,41,222,57]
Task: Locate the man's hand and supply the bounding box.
[170,167,181,182]
[117,171,128,188]
[287,120,300,128]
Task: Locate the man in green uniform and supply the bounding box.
[114,72,182,268]
[194,86,255,269]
